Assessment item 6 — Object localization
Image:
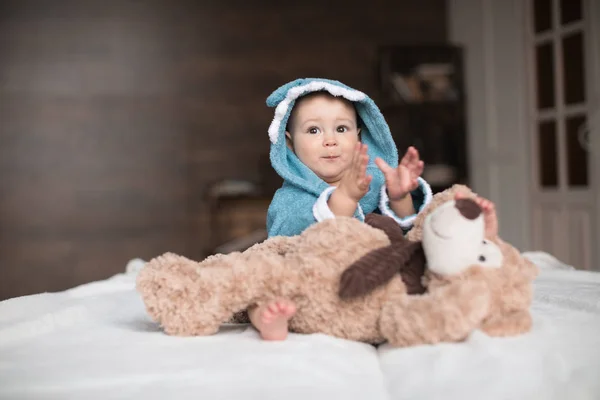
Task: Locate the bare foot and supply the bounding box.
[249,299,296,341]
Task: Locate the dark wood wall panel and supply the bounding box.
[0,0,447,300]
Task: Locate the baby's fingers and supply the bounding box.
[454,193,494,211]
[454,191,468,200]
[355,144,369,172]
[407,160,424,179]
[479,198,495,213]
[374,157,394,176]
[359,149,369,175]
[358,174,373,191]
[352,143,365,163]
[401,146,419,167]
[414,160,424,176]
[350,142,361,163]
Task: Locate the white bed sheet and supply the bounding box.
[378,261,600,400]
[1,255,599,400]
[0,264,389,400]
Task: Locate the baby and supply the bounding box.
[250,78,497,341]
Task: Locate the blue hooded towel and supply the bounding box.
[265,78,432,237]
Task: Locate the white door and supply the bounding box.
[526,0,599,270]
[448,0,599,271]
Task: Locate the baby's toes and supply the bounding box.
[267,303,281,314]
[262,304,280,319]
[283,303,296,317]
[267,300,290,317]
[277,301,296,316]
[261,310,274,324]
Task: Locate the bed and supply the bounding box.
[1,253,599,400]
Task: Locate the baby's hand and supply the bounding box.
[337,143,372,202]
[375,146,424,201]
[455,192,499,238]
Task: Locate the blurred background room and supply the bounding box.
[1,0,598,300]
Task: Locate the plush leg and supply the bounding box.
[203,236,301,325]
[136,252,224,335]
[480,310,532,337]
[136,250,295,336]
[380,279,490,347]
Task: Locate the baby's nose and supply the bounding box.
[323,134,337,146]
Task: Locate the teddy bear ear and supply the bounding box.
[406,184,476,242]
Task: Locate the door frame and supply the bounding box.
[589,0,600,271]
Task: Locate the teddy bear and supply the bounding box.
[136,185,538,347]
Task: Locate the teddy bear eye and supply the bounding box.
[479,255,486,262]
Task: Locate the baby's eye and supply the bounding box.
[336,126,349,133]
[308,127,320,134]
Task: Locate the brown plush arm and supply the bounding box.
[339,239,426,299]
[339,245,398,299]
[365,213,406,245]
[400,243,427,295]
[379,276,491,347]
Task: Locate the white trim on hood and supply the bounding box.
[268,82,367,144]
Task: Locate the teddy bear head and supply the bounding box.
[377,191,538,346]
[422,198,504,276]
[415,188,539,339]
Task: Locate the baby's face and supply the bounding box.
[285,94,360,186]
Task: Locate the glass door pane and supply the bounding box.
[560,0,582,24]
[536,43,555,109]
[565,115,589,187]
[534,0,553,33]
[562,32,586,105]
[538,121,559,187]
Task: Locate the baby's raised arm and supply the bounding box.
[327,143,372,217]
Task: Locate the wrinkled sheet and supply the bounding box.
[1,255,599,400]
[379,255,600,400]
[0,261,388,400]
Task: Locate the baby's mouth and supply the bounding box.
[323,155,340,160]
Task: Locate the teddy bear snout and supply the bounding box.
[421,199,487,276]
[455,198,481,220]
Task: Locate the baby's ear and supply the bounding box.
[357,128,362,140]
[285,131,294,151]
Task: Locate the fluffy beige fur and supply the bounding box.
[136,185,538,347]
[402,185,539,342]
